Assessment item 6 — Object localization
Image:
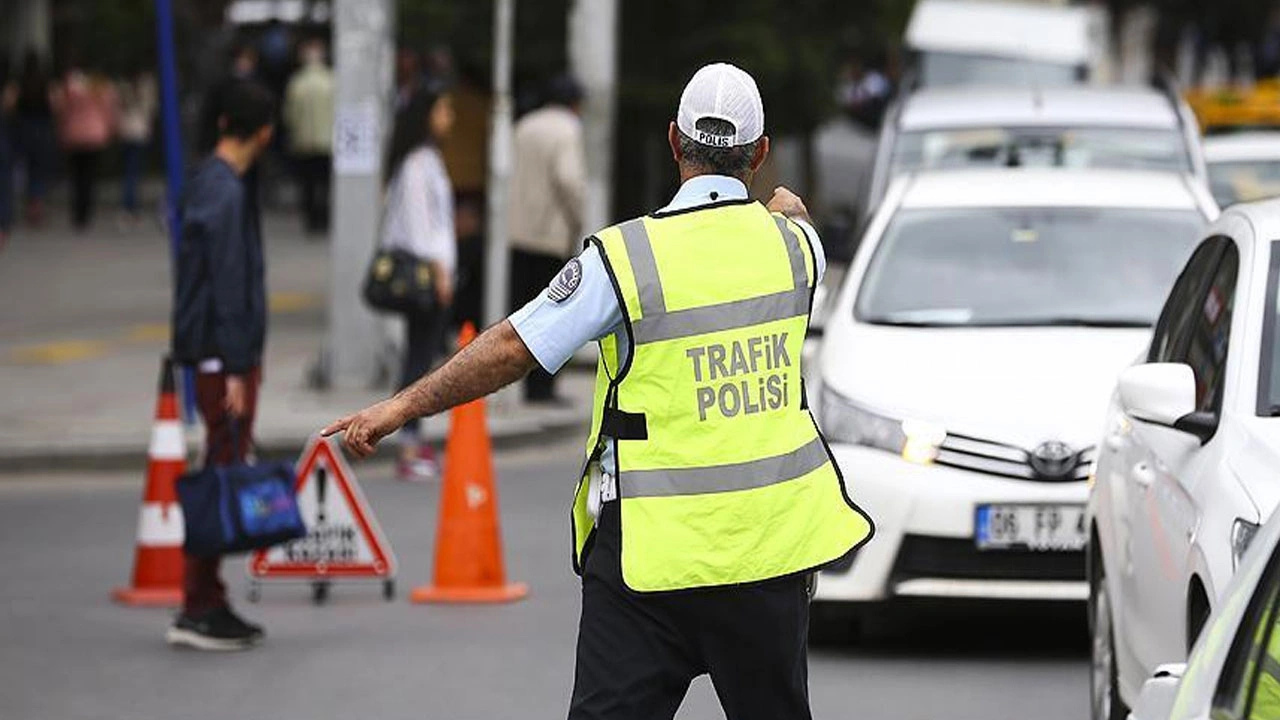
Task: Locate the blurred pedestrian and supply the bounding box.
[169,81,275,651]
[394,48,422,110]
[51,59,117,231]
[322,62,872,720]
[7,49,54,227]
[283,38,334,236]
[0,54,14,246]
[506,73,586,404]
[115,65,157,224]
[836,53,892,131]
[378,86,457,482]
[256,19,292,100]
[199,43,259,154]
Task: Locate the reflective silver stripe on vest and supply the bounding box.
[619,219,666,316]
[622,436,830,498]
[625,215,814,344]
[633,288,809,344]
[774,216,810,291]
[1263,652,1280,682]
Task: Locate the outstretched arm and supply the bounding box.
[321,320,538,458]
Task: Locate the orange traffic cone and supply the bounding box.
[112,357,187,606]
[411,323,528,604]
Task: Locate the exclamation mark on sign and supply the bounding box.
[316,466,328,526]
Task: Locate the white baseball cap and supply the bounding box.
[676,63,764,148]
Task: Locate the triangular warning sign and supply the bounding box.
[249,436,396,579]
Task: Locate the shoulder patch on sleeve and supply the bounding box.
[546,258,583,303]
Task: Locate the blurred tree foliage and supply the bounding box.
[612,0,912,213]
[616,0,909,135]
[50,0,157,73]
[394,0,917,213]
[395,0,911,126]
[397,0,570,104]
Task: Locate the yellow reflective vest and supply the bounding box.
[1252,621,1280,718]
[571,199,874,592]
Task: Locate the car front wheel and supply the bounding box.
[1090,551,1128,720]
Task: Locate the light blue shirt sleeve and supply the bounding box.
[508,244,623,373]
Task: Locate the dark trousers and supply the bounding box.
[184,366,261,615]
[120,141,145,213]
[400,307,446,435]
[66,149,101,229]
[509,247,566,401]
[14,116,53,204]
[0,121,12,233]
[568,502,813,720]
[294,153,331,235]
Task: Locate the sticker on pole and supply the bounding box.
[249,436,396,581]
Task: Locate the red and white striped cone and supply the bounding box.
[111,357,187,606]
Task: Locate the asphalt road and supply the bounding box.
[0,439,1088,720]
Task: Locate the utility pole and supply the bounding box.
[569,0,620,234]
[154,0,197,422]
[482,0,516,329]
[326,0,394,388]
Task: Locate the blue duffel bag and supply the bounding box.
[177,429,306,558]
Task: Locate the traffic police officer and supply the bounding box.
[324,62,874,720]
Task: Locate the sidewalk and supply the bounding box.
[0,209,590,471]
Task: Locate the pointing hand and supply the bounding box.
[321,397,410,459]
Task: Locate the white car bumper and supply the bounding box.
[816,443,1089,603]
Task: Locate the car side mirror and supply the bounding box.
[1131,663,1186,720]
[1118,363,1215,443]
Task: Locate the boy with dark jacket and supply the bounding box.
[169,81,274,651]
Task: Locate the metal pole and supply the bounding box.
[326,0,394,389]
[569,0,619,234]
[153,0,196,422]
[482,0,515,329]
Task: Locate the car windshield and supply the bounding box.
[918,52,1081,87]
[856,207,1204,327]
[892,127,1190,174]
[1208,160,1280,207]
[1263,242,1280,416]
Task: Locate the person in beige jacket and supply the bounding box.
[507,74,587,403]
[283,39,334,235]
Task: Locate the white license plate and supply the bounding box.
[975,504,1087,551]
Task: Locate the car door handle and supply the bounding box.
[1132,462,1156,488]
[1105,432,1127,451]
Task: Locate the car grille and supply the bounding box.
[892,535,1085,582]
[933,432,1095,482]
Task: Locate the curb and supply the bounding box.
[0,415,587,474]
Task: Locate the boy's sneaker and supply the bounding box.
[222,607,266,643]
[166,607,259,651]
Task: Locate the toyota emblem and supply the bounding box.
[1029,440,1078,480]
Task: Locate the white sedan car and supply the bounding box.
[1124,471,1280,720]
[811,167,1215,631]
[1204,131,1280,208]
[1089,199,1280,720]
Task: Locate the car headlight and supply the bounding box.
[1231,519,1260,570]
[818,386,946,465]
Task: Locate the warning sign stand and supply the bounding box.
[247,436,397,605]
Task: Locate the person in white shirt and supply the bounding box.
[378,87,457,481]
[115,65,156,222]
